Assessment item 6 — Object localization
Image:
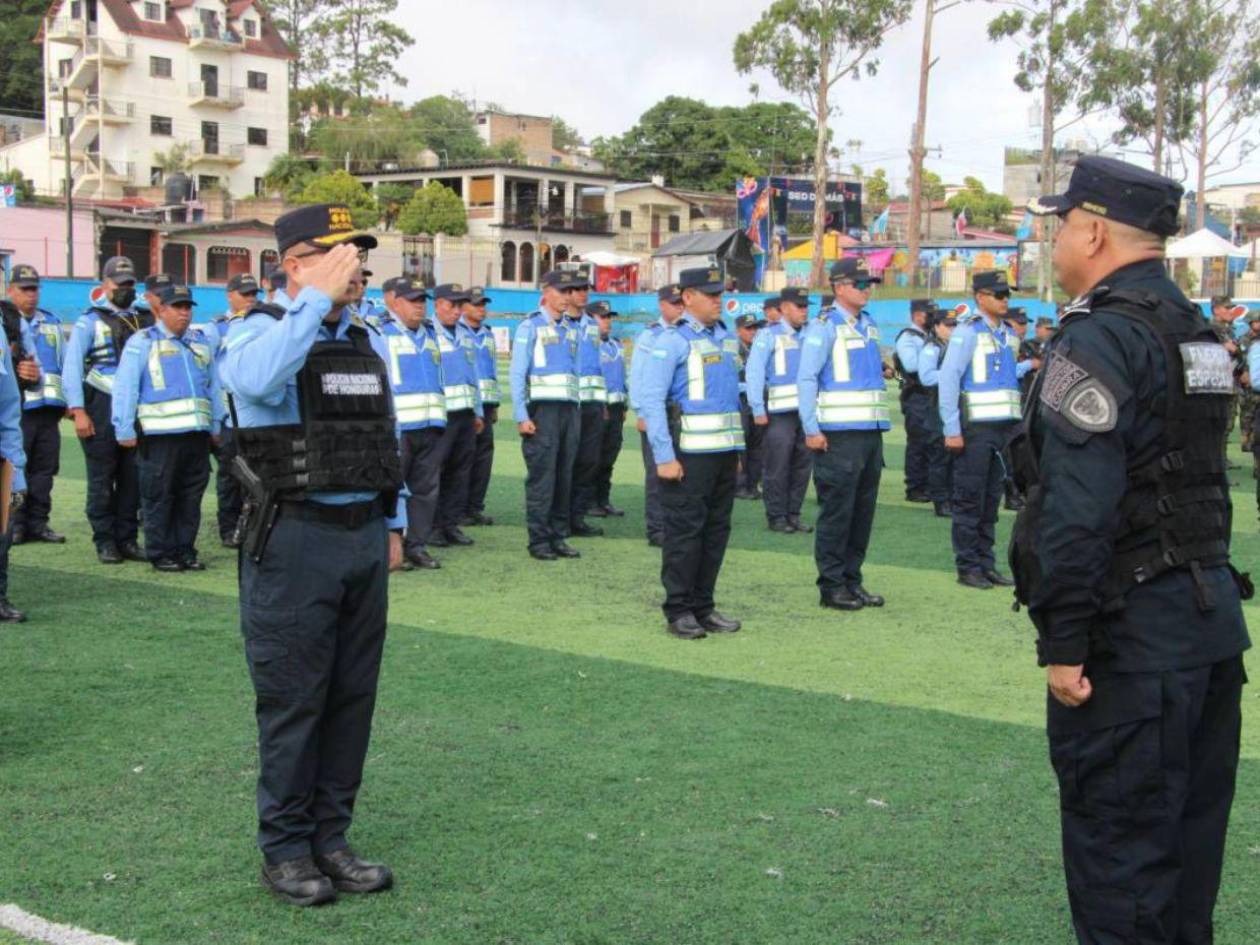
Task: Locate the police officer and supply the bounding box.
[734,311,767,500]
[429,284,483,548]
[0,316,30,622]
[762,295,782,326]
[219,204,402,905]
[797,258,890,611]
[379,276,444,570]
[639,267,744,639]
[111,284,218,572]
[139,273,172,316]
[918,308,957,518]
[460,287,498,527]
[1002,306,1038,512]
[510,270,583,560]
[1016,155,1251,945]
[938,270,1030,589]
[266,268,291,308]
[63,256,153,564]
[1208,294,1244,455]
[1237,312,1260,451]
[588,302,626,518]
[895,298,935,503]
[7,266,65,545]
[349,269,385,328]
[566,273,606,537]
[631,284,684,547]
[746,286,814,532]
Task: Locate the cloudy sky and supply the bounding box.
[390,0,1258,194]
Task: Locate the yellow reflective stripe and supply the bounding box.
[962,389,1022,422]
[686,345,705,400]
[528,375,578,401]
[607,391,628,404]
[829,322,866,384]
[443,383,477,411]
[533,325,556,369]
[767,383,798,411]
[396,390,447,424]
[971,334,997,384]
[578,375,608,403]
[773,335,788,376]
[816,389,889,425]
[478,379,501,402]
[138,396,212,430]
[24,374,65,404]
[385,333,419,385]
[147,342,168,391]
[86,367,114,392]
[678,410,745,451]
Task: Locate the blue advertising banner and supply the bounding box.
[735,177,771,289]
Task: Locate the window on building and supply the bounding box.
[243,18,258,37]
[150,115,172,136]
[143,2,161,21]
[247,127,267,147]
[254,177,265,197]
[58,58,72,77]
[150,56,172,78]
[206,246,250,283]
[619,210,632,229]
[197,175,220,192]
[554,245,569,265]
[468,176,494,207]
[501,241,517,282]
[247,70,268,91]
[519,242,534,283]
[70,1,81,18]
[150,167,163,186]
[162,244,196,284]
[668,214,681,233]
[539,243,552,279]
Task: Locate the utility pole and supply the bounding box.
[62,85,74,278]
[906,0,937,289]
[1038,0,1059,302]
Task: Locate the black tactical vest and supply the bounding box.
[236,324,402,497]
[1011,287,1235,613]
[87,307,154,368]
[893,326,927,394]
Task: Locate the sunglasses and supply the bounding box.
[984,290,1011,300]
[838,279,875,291]
[291,243,370,263]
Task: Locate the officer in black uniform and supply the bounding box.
[1002,306,1036,512]
[734,312,767,499]
[218,204,402,906]
[895,298,935,502]
[1016,156,1251,945]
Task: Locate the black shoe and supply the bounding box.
[666,613,706,639]
[585,505,609,518]
[152,557,184,573]
[569,521,604,537]
[851,586,885,607]
[9,527,24,545]
[31,527,66,544]
[697,611,741,633]
[313,849,393,894]
[221,533,242,549]
[428,532,450,548]
[395,558,416,572]
[734,488,757,500]
[460,512,495,526]
[934,502,952,518]
[820,588,864,610]
[602,504,625,517]
[983,569,1015,587]
[647,535,664,548]
[551,541,581,558]
[180,556,207,571]
[97,544,124,565]
[957,570,994,590]
[444,527,474,546]
[905,490,932,503]
[405,550,441,570]
[1003,496,1026,512]
[119,540,146,562]
[261,856,337,907]
[768,518,793,533]
[0,598,26,623]
[529,546,558,561]
[788,517,814,534]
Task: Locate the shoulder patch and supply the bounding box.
[1039,351,1089,411]
[1179,341,1234,395]
[1040,352,1117,433]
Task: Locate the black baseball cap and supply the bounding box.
[10,264,39,287]
[735,314,766,329]
[763,297,781,311]
[144,273,173,293]
[466,287,492,306]
[829,257,882,284]
[778,287,811,307]
[542,270,589,290]
[1035,316,1055,328]
[678,267,724,293]
[157,284,196,306]
[383,276,429,301]
[910,298,936,315]
[1007,307,1029,323]
[102,256,137,285]
[972,270,1011,294]
[226,272,259,294]
[273,203,378,254]
[587,301,616,318]
[433,283,472,302]
[1028,155,1183,237]
[265,268,287,290]
[657,283,682,304]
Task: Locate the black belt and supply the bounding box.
[279,497,383,529]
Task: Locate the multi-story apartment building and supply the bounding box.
[0,0,291,201]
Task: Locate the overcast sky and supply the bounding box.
[390,0,1260,195]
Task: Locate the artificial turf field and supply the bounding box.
[2,415,1260,945]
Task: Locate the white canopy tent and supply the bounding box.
[1165,228,1250,259]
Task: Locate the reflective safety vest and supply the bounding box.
[960,319,1022,424]
[600,338,627,405]
[571,315,606,403]
[84,308,153,394]
[24,310,65,409]
[136,327,214,435]
[468,323,500,405]
[674,320,745,453]
[765,321,804,413]
[381,319,447,430]
[525,312,579,403]
[815,310,890,431]
[436,322,479,413]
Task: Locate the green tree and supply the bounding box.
[306,103,427,171]
[552,116,583,151]
[0,169,34,203]
[152,144,191,175]
[946,176,1015,228]
[864,167,890,210]
[309,0,415,99]
[296,169,380,228]
[375,183,415,231]
[735,0,914,287]
[0,0,45,117]
[266,0,332,94]
[489,138,527,163]
[407,95,487,162]
[921,168,945,203]
[397,182,468,236]
[262,153,322,199]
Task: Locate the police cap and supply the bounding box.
[466,286,492,306]
[383,276,428,301]
[778,287,811,308]
[678,267,724,293]
[829,257,882,284]
[266,268,287,291]
[433,282,472,303]
[1007,307,1029,323]
[972,270,1011,294]
[657,283,682,304]
[226,272,259,294]
[10,264,39,288]
[102,255,137,285]
[158,284,197,306]
[541,270,589,290]
[910,297,935,315]
[1028,155,1183,237]
[144,273,173,293]
[587,301,616,318]
[735,314,766,329]
[1035,316,1055,328]
[273,203,379,255]
[763,296,781,312]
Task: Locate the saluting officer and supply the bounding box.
[797,258,890,611]
[460,287,499,527]
[734,311,767,500]
[379,277,445,570]
[745,287,814,533]
[510,270,584,561]
[938,270,1030,589]
[7,266,66,545]
[588,301,626,518]
[894,299,935,503]
[1016,155,1252,945]
[430,284,483,548]
[630,284,684,547]
[565,274,606,537]
[63,256,153,564]
[638,267,744,640]
[218,205,403,906]
[111,284,218,572]
[918,307,957,518]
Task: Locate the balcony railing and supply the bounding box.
[46,17,95,43]
[84,96,135,121]
[187,82,245,108]
[188,25,244,48]
[84,154,133,181]
[85,37,133,64]
[501,207,613,235]
[188,140,246,163]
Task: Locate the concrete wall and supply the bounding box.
[0,206,99,278]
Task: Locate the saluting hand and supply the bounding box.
[1048,664,1093,707]
[306,244,361,301]
[657,460,683,481]
[518,420,536,437]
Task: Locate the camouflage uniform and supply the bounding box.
[1238,328,1260,452]
[1210,319,1242,437]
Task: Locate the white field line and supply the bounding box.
[0,905,133,945]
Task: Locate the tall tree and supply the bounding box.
[0,0,44,117]
[397,182,468,236]
[309,0,415,99]
[306,103,427,171]
[295,169,380,228]
[735,0,914,287]
[552,117,583,152]
[407,95,488,162]
[947,176,1015,228]
[266,0,332,94]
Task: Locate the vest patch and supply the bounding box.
[1060,379,1118,432]
[1039,351,1089,411]
[1179,341,1234,395]
[321,372,382,396]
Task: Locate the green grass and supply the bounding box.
[2,415,1260,944]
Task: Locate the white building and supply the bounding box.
[0,0,291,201]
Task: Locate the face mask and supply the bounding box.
[110,287,136,309]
